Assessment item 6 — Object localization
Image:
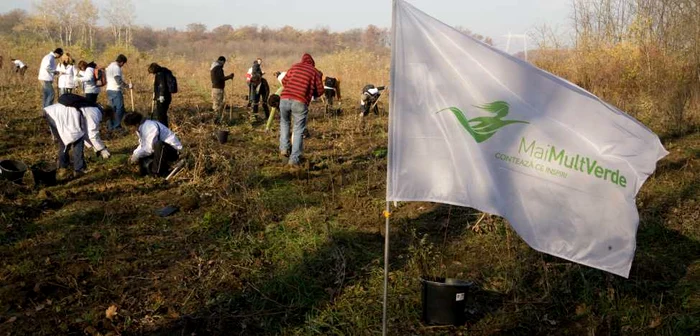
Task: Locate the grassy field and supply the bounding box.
[0,51,698,336]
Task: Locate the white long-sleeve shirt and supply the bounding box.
[131,120,183,160]
[38,52,56,81]
[81,107,106,152]
[43,104,105,152]
[57,64,76,89]
[106,62,125,91]
[77,67,100,94]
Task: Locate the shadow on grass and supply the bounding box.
[150,231,387,335]
[151,204,494,335]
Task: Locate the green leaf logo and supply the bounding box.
[437,101,528,143]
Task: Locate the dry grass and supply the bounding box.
[0,40,698,336]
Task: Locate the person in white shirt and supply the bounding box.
[10,58,28,76]
[56,53,76,96]
[43,94,113,179]
[124,112,183,177]
[77,60,101,103]
[105,54,133,131]
[38,48,63,108]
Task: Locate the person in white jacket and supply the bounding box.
[56,54,76,96]
[11,58,28,76]
[77,60,100,103]
[38,48,63,108]
[123,112,183,177]
[106,54,133,131]
[43,94,113,179]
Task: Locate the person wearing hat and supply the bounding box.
[210,56,235,114]
[38,48,63,107]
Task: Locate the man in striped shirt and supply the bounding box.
[279,53,324,166]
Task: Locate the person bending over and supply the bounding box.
[44,94,113,180]
[124,112,183,177]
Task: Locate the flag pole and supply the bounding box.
[384,2,397,335]
[382,202,391,336]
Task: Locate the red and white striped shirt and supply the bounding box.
[281,54,324,105]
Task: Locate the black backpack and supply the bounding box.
[325,76,337,88]
[58,93,99,109]
[164,69,178,94]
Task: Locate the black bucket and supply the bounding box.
[31,162,57,187]
[0,160,28,184]
[421,277,473,326]
[216,130,229,144]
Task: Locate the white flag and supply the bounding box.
[387,0,668,277]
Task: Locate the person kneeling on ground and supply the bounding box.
[44,94,114,179]
[123,112,183,177]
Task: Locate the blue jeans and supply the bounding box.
[279,99,308,165]
[46,114,86,172]
[42,81,54,107]
[107,90,125,130]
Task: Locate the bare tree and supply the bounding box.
[104,0,135,45]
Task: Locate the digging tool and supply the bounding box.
[265,107,277,131]
[370,96,382,115]
[166,159,186,181]
[150,98,155,120]
[129,82,135,112]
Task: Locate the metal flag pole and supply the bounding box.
[384,2,398,335]
[382,202,391,336]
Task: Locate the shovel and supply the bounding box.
[265,107,277,131]
[129,82,135,112]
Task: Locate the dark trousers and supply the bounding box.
[154,98,171,127]
[139,142,179,177]
[45,114,86,172]
[324,89,335,107]
[86,93,98,104]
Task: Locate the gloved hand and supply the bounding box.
[99,148,111,159]
[158,96,165,103]
[127,83,134,89]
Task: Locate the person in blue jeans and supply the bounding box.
[38,48,63,107]
[278,54,324,166]
[107,90,125,130]
[105,54,132,130]
[279,99,310,165]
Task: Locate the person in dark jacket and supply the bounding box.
[148,63,173,127]
[279,53,324,166]
[210,56,234,114]
[248,58,264,108]
[249,73,270,120]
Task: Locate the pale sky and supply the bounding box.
[0,0,573,49]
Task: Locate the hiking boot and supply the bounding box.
[280,150,290,158]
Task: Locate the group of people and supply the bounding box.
[38,47,183,181]
[208,53,358,166]
[22,46,383,182]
